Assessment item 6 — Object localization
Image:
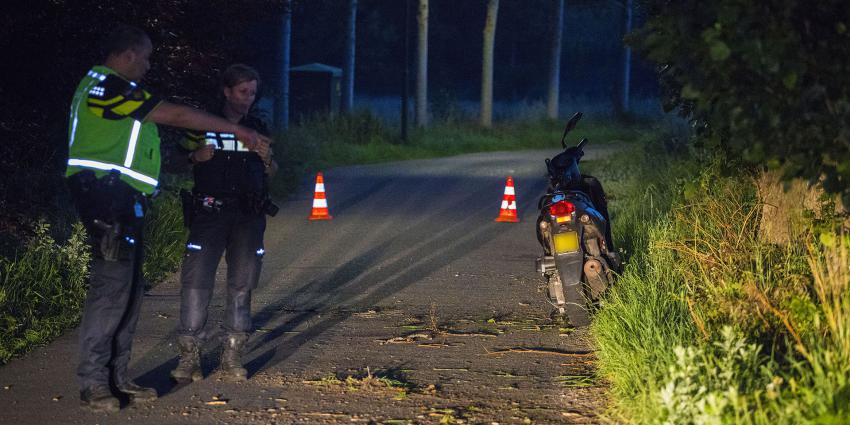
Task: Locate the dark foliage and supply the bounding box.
[632,0,850,202]
[0,0,280,250]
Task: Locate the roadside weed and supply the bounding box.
[428,301,443,336]
[303,367,414,398]
[554,374,596,388]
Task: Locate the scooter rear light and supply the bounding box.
[549,200,575,217]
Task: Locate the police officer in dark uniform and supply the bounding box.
[170,64,277,383]
[67,27,269,412]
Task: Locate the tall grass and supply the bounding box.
[787,235,850,421]
[0,186,187,364]
[591,138,850,423]
[0,222,89,363]
[582,135,702,420]
[143,188,188,285]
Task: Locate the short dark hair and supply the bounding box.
[104,25,150,57]
[221,64,261,89]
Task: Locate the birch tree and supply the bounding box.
[546,0,564,119]
[401,0,411,141]
[614,0,633,115]
[415,0,429,127]
[341,0,358,113]
[274,0,292,130]
[480,0,499,128]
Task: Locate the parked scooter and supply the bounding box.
[534,112,620,326]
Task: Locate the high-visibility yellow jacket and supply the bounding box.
[66,65,162,194]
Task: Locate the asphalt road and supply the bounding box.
[0,149,612,424]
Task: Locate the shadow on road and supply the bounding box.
[132,171,546,397]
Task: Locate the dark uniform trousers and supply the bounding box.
[179,204,265,339]
[77,229,145,390]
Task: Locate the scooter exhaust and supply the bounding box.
[583,258,608,299]
[535,255,556,274]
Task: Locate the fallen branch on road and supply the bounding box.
[481,347,595,357]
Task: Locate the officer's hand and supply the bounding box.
[191,145,215,163]
[234,126,271,151]
[256,143,273,165]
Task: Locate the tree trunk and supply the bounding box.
[401,0,411,141]
[614,0,632,116]
[274,0,292,130]
[546,0,564,120]
[757,170,824,245]
[341,0,357,113]
[415,0,429,127]
[480,0,499,128]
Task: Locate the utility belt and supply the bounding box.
[67,169,149,261]
[179,189,278,228]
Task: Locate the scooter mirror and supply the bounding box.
[560,112,583,148]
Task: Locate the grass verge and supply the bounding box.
[590,138,850,423]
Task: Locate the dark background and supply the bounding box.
[0,0,657,249]
[250,0,657,100]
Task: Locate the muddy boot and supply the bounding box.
[220,333,248,381]
[80,385,119,412]
[114,380,157,403]
[170,336,202,383]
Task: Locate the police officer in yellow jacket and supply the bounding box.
[66,25,270,412]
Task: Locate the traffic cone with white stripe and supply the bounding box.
[495,176,519,222]
[308,172,332,220]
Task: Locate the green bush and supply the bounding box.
[633,0,850,201]
[653,327,809,425]
[0,221,89,363]
[0,186,188,364]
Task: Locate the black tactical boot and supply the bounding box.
[170,335,202,383]
[80,385,119,412]
[115,380,157,403]
[220,333,248,381]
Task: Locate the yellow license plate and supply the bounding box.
[553,231,579,253]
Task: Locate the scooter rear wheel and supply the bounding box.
[555,254,590,327]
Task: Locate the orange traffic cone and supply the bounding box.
[495,176,519,222]
[308,172,332,220]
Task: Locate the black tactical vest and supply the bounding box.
[192,114,269,197]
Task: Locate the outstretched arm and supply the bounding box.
[147,102,270,150]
